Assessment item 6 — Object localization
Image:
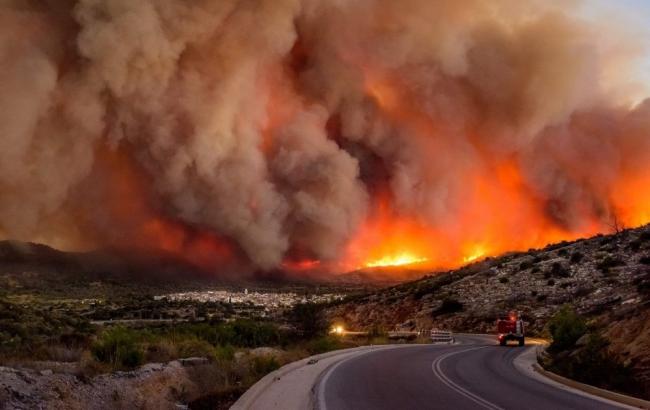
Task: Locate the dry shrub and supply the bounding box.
[44,345,84,362]
[176,339,215,359]
[144,339,178,363]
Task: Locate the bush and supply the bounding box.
[144,339,177,363]
[639,256,650,265]
[639,231,650,242]
[498,277,509,284]
[596,255,625,273]
[91,327,143,368]
[569,252,584,264]
[306,336,343,354]
[550,262,570,278]
[548,333,640,396]
[547,306,587,352]
[158,320,283,348]
[228,320,283,347]
[176,338,215,358]
[287,303,328,339]
[251,356,280,376]
[432,298,463,316]
[213,345,235,361]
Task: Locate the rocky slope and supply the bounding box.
[327,224,650,390]
[0,348,289,410]
[0,359,208,410]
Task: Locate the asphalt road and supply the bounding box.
[317,335,625,410]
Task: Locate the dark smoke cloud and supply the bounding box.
[0,0,648,271]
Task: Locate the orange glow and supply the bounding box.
[341,157,610,272]
[84,67,650,278]
[282,258,321,271]
[342,194,443,270]
[611,171,650,228]
[462,244,487,264]
[93,145,235,271]
[365,253,428,268]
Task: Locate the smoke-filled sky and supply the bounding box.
[1,0,650,275]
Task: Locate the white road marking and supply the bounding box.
[316,345,411,410]
[431,346,504,410]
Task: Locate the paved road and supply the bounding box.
[317,335,626,410]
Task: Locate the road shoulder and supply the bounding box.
[231,344,412,410]
[514,345,648,409]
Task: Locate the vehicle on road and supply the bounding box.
[497,311,525,346]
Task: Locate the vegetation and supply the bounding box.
[547,306,587,352]
[0,300,94,361]
[432,298,463,316]
[287,303,328,339]
[306,336,345,354]
[569,251,584,264]
[544,306,641,396]
[544,262,570,279]
[0,295,362,408]
[596,255,625,274]
[92,327,143,368]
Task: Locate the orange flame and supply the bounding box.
[342,193,442,270]
[338,70,618,272]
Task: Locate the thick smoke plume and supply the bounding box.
[1,0,649,273]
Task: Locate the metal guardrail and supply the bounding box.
[430,329,454,343]
[387,331,419,339]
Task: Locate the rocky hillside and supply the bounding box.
[328,225,650,388]
[0,359,204,410]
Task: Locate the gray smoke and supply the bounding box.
[0,0,649,270]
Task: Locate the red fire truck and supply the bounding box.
[496,311,525,346]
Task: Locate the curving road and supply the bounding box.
[316,335,627,410]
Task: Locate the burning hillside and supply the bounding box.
[1,1,650,276]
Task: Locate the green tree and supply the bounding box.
[547,305,587,352]
[288,303,328,339]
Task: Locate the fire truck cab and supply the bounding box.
[496,311,525,346]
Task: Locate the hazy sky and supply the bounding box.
[579,0,650,103]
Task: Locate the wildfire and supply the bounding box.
[13,2,650,281]
[364,253,428,268]
[342,192,443,270]
[462,245,487,264]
